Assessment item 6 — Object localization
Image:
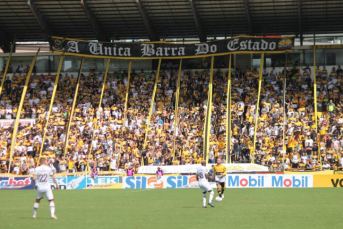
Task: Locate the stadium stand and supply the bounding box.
[1,60,343,174]
[1,0,343,176]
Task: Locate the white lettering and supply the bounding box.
[269,42,276,50]
[210,44,217,53]
[178,47,185,56]
[118,47,123,56]
[89,42,103,55]
[141,44,155,57]
[248,40,253,50]
[104,46,112,55]
[171,47,177,56]
[240,41,247,50]
[113,45,117,55]
[261,39,268,50]
[227,39,239,51]
[156,47,163,56]
[164,47,170,56]
[252,42,260,50]
[124,48,131,56]
[195,43,209,55]
[67,41,80,53]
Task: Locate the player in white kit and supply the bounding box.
[32,157,59,219]
[196,160,214,208]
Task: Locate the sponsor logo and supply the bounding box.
[50,177,67,189]
[227,175,312,188]
[86,176,119,187]
[0,177,34,189]
[228,175,265,187]
[331,179,343,187]
[271,176,309,187]
[123,176,197,189]
[0,177,31,186]
[147,177,163,189]
[313,175,343,188]
[166,176,197,189]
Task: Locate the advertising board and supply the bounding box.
[0,177,34,190]
[122,176,198,189]
[313,175,343,187]
[226,175,313,188]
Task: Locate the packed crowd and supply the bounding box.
[1,61,343,175]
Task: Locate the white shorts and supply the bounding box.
[199,181,212,193]
[36,186,54,201]
[215,175,226,183]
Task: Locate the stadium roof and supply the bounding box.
[0,0,343,51]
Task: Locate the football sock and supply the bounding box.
[218,191,222,198]
[222,189,225,194]
[50,202,55,217]
[203,193,207,207]
[209,190,214,203]
[33,203,39,216]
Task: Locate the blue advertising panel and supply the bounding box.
[0,177,34,190]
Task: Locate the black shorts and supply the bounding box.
[216,182,225,188]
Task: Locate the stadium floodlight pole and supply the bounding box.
[86,58,111,171]
[38,55,64,159]
[143,58,162,150]
[252,53,265,164]
[204,56,214,165]
[226,54,232,164]
[63,57,85,158]
[8,48,40,174]
[173,59,182,159]
[282,52,288,173]
[0,35,16,98]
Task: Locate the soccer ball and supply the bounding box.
[215,197,222,202]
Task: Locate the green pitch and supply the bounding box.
[1,188,341,229]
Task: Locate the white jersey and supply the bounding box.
[196,166,212,192]
[196,166,209,184]
[34,165,53,188]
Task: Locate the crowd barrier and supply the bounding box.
[1,174,343,190]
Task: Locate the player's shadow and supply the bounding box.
[19,217,54,220]
[182,206,200,208]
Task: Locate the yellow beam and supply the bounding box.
[38,55,64,158]
[173,59,182,158]
[143,58,162,149]
[87,58,111,170]
[205,56,214,164]
[0,36,16,97]
[282,52,287,167]
[8,48,40,173]
[252,53,265,163]
[122,60,132,131]
[226,54,232,164]
[63,57,85,157]
[313,47,318,134]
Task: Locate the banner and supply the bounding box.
[49,176,120,190]
[86,176,121,189]
[138,163,269,174]
[0,119,36,128]
[0,177,34,189]
[313,175,343,188]
[123,176,199,189]
[49,36,294,59]
[226,175,313,188]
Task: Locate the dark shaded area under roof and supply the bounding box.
[0,0,343,51]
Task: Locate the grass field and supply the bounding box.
[0,188,341,229]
